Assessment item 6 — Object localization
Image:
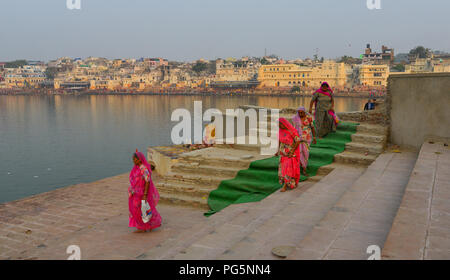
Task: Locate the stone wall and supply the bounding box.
[337,108,388,125]
[387,73,450,148]
[281,105,388,126]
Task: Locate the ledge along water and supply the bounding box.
[205,122,359,216]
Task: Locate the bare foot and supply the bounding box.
[133,229,145,233]
[280,186,287,192]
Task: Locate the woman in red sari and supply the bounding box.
[128,150,162,233]
[277,118,301,192]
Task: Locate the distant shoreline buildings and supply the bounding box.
[1,44,449,93]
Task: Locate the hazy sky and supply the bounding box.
[1,0,449,62]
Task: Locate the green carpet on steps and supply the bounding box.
[204,122,359,217]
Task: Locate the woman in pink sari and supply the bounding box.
[276,118,301,192]
[292,107,317,177]
[128,150,162,233]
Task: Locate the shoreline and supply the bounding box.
[0,90,385,98]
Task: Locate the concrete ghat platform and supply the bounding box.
[139,149,418,260]
[382,138,450,260]
[0,173,206,260]
[2,142,448,260]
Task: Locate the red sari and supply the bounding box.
[278,118,301,189]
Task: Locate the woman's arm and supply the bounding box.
[289,137,300,157]
[309,92,317,114]
[143,181,149,201]
[309,99,314,114]
[331,95,335,112]
[311,125,317,144]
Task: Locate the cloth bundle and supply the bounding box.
[328,110,340,126]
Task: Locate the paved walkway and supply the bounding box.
[382,138,450,260]
[140,166,366,260]
[0,173,205,260]
[289,151,417,259]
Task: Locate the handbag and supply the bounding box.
[141,200,152,223]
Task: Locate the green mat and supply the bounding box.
[204,122,359,216]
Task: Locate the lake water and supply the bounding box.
[0,95,367,203]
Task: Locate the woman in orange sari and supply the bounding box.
[277,118,301,192]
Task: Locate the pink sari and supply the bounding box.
[292,107,313,170]
[128,151,162,231]
[278,118,301,189]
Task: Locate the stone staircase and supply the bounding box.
[140,138,450,260]
[156,147,269,210]
[141,105,450,260]
[155,116,388,211]
[140,149,420,260]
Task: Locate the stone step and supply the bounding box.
[170,184,315,260]
[165,166,364,260]
[214,142,274,154]
[161,173,230,188]
[355,123,388,135]
[211,166,366,260]
[152,169,365,260]
[382,140,449,260]
[253,125,388,139]
[288,151,418,260]
[315,163,357,176]
[141,202,259,260]
[345,142,384,156]
[157,181,213,199]
[214,134,275,146]
[171,163,243,178]
[178,155,256,169]
[334,151,377,166]
[159,172,323,210]
[352,132,387,145]
[307,175,324,182]
[158,192,209,210]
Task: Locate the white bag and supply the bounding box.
[141,200,152,223]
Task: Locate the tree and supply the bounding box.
[392,64,405,72]
[192,61,208,73]
[338,55,362,64]
[45,67,58,80]
[206,61,216,74]
[409,46,432,59]
[260,57,270,65]
[5,60,27,68]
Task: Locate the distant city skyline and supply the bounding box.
[1,0,449,62]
